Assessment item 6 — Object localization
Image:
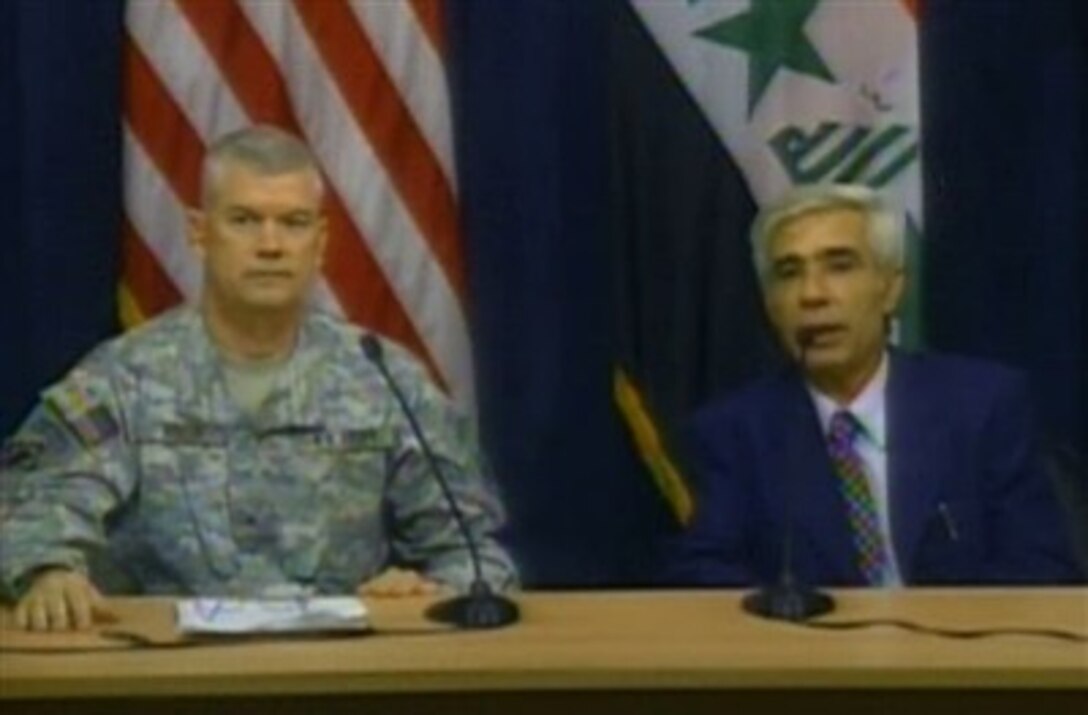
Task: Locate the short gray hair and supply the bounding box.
[750,183,904,287]
[201,125,324,208]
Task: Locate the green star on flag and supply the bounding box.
[695,0,836,116]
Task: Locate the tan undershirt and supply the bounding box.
[220,351,292,416]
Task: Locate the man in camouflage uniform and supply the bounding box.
[0,125,515,631]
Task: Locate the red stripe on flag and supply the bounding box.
[175,0,296,128]
[409,0,447,57]
[123,36,204,205]
[293,0,467,303]
[321,205,446,385]
[172,0,441,380]
[120,216,184,319]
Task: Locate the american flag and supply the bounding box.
[120,0,473,407]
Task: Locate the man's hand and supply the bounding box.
[357,567,443,598]
[13,568,114,631]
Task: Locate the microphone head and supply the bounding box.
[360,334,384,363]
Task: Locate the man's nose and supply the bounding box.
[255,219,285,254]
[798,268,829,306]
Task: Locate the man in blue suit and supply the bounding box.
[669,184,1080,587]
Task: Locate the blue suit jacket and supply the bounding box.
[667,351,1081,587]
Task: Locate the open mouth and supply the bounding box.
[799,324,846,346]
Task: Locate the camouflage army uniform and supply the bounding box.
[0,307,516,599]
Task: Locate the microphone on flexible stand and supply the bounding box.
[742,327,835,621]
[360,335,519,629]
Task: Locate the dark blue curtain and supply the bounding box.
[921,0,1086,454]
[0,0,124,436]
[1,0,1084,586]
[447,1,675,585]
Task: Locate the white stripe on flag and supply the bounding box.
[631,0,921,215]
[125,1,349,318]
[122,125,202,299]
[238,0,474,406]
[126,1,251,146]
[348,0,458,190]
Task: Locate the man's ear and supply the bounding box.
[186,208,208,260]
[882,268,906,316]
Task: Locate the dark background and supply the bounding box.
[1,0,1084,586]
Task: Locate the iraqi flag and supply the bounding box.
[611,0,923,523]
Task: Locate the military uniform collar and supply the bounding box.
[174,307,336,431]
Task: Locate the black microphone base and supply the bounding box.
[425,589,520,629]
[742,583,834,622]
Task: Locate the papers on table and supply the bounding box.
[175,597,369,635]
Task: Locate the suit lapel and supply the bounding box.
[887,352,944,582]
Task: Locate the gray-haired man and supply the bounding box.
[667,183,1079,588]
[1,125,516,630]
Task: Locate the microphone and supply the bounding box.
[360,334,519,629]
[742,327,835,621]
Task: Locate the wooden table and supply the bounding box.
[2,589,1086,714]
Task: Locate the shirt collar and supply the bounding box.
[808,351,889,449]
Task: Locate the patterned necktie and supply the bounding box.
[826,410,888,585]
